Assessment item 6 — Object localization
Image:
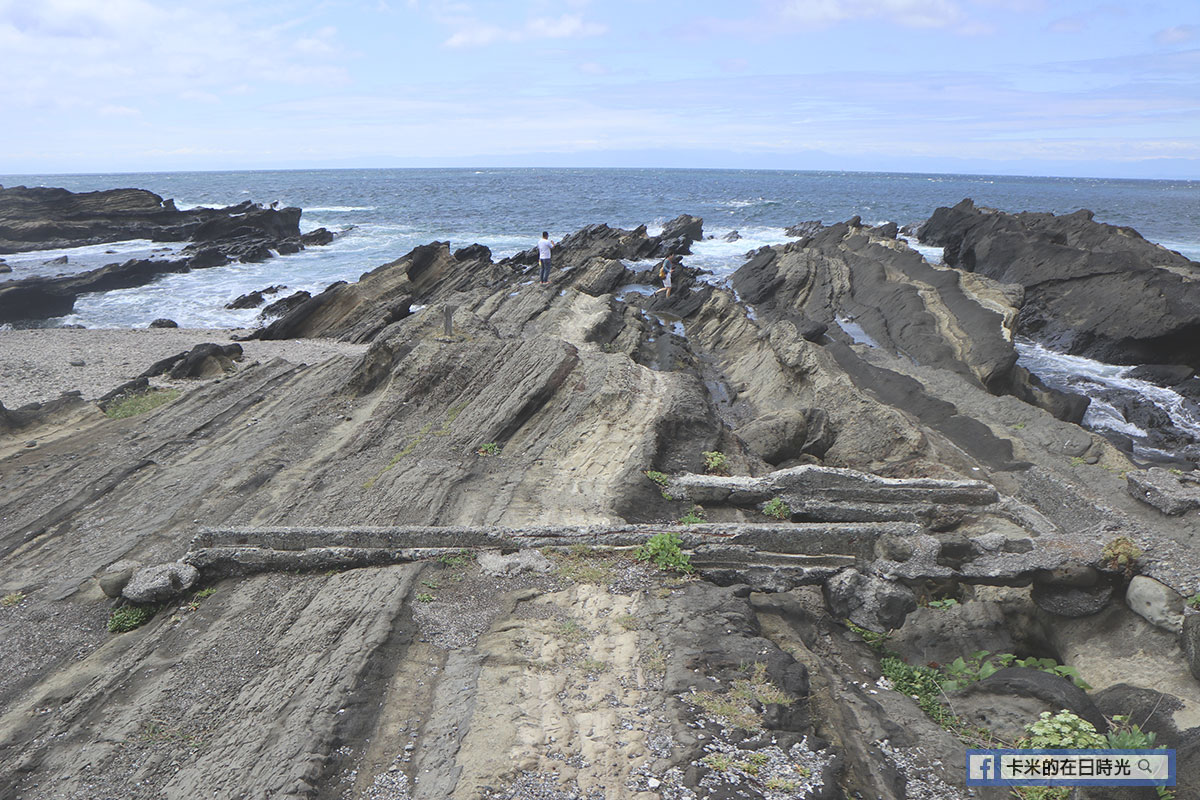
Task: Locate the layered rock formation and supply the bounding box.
[0,187,334,325]
[919,199,1200,367]
[1,211,1198,799]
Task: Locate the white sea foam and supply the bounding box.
[1,239,187,279]
[1015,338,1200,446]
[716,197,780,209]
[898,234,944,265]
[687,226,787,282]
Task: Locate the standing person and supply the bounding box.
[537,231,556,285]
[654,254,680,297]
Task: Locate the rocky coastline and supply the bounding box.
[0,186,336,325]
[1,189,1199,799]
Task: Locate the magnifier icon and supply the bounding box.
[1137,758,1152,773]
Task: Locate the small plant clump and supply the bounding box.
[1102,536,1142,575]
[553,544,617,584]
[762,497,791,520]
[416,592,435,603]
[635,532,695,574]
[1,591,26,607]
[103,388,181,420]
[693,662,793,731]
[940,651,1091,691]
[645,470,674,499]
[108,604,158,633]
[1186,593,1200,610]
[644,470,669,487]
[702,450,730,476]
[437,549,474,568]
[476,442,501,456]
[1012,710,1105,800]
[677,506,706,526]
[926,598,959,610]
[880,656,956,727]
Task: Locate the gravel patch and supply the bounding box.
[0,327,368,408]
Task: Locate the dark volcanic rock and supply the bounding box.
[168,343,244,379]
[1126,364,1195,386]
[301,227,335,247]
[122,561,199,603]
[149,318,178,328]
[261,290,312,319]
[453,243,492,263]
[500,216,705,270]
[953,667,1106,731]
[785,221,824,238]
[227,285,286,310]
[824,568,917,632]
[918,199,1200,366]
[1031,581,1114,617]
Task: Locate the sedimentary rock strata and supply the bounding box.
[1,209,1199,799]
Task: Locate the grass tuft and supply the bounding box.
[104,389,180,420]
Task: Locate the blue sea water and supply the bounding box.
[1,168,1198,329]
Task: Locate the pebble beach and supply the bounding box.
[0,327,368,408]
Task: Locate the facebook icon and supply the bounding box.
[968,753,996,782]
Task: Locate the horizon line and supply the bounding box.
[3,164,1198,184]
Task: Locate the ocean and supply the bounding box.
[2,167,1198,330]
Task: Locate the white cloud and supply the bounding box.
[0,0,349,115]
[773,0,965,29]
[444,13,606,47]
[1155,25,1196,46]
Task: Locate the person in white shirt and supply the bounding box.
[537,231,556,284]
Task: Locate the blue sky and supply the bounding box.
[1,0,1197,178]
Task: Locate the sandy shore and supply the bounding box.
[0,328,369,408]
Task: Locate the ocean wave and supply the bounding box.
[716,197,781,209]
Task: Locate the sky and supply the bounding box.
[1,0,1198,178]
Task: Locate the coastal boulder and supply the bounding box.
[1126,467,1200,515]
[122,562,199,604]
[1125,575,1184,633]
[168,343,244,379]
[98,560,143,599]
[823,568,916,632]
[736,408,834,464]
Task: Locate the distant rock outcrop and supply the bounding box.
[919,198,1200,366]
[0,187,334,325]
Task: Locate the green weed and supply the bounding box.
[477,442,501,456]
[762,497,791,520]
[108,604,158,633]
[1102,536,1142,575]
[702,450,730,475]
[104,388,180,420]
[634,532,695,574]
